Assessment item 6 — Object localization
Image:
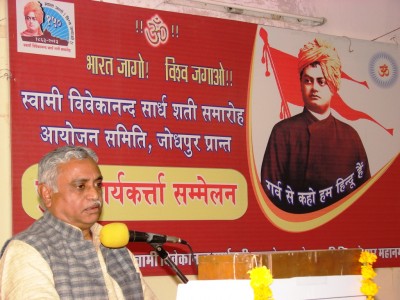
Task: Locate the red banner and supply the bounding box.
[9,0,399,275]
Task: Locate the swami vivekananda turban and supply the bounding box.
[24,1,44,24]
[298,38,342,93]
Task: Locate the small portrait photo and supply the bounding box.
[21,1,44,40]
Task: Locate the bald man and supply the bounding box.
[260,38,370,213]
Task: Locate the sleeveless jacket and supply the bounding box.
[9,211,144,300]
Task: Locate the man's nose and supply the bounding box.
[86,185,102,199]
[311,81,318,91]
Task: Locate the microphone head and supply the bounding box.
[100,222,130,248]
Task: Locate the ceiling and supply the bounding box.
[99,0,400,45]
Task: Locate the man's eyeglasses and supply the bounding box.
[25,16,37,21]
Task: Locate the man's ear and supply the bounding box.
[38,183,53,209]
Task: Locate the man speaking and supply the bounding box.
[0,146,157,299]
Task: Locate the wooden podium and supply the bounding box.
[176,249,365,300]
[198,249,362,279]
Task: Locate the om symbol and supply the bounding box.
[378,64,390,77]
[144,15,168,47]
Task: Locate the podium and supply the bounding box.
[177,249,365,300]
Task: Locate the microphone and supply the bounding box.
[100,222,187,248]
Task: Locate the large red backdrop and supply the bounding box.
[8,0,399,275]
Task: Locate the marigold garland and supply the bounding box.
[247,251,379,300]
[248,266,274,300]
[359,250,379,300]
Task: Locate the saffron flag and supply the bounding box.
[259,28,393,135]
